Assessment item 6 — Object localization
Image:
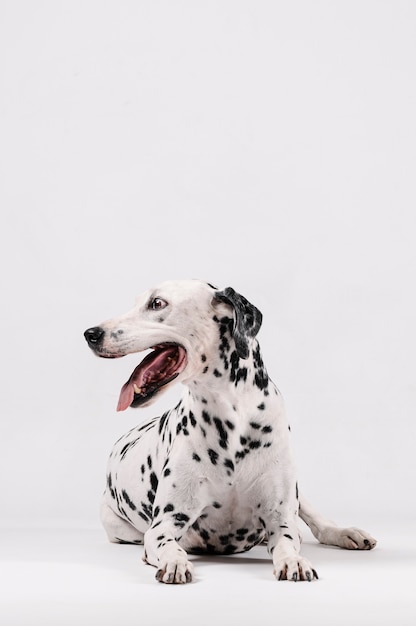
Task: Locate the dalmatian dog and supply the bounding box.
[84,280,376,584]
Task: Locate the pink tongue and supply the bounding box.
[116,347,180,412]
[117,381,135,412]
[117,362,149,412]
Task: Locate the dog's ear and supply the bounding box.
[214,287,263,359]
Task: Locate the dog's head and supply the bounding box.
[84,280,262,411]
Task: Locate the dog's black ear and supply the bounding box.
[214,287,263,359]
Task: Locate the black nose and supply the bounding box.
[84,326,105,346]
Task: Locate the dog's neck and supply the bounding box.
[184,334,278,419]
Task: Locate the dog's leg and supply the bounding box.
[144,518,195,584]
[299,494,377,550]
[100,497,145,544]
[267,508,318,582]
[266,486,318,582]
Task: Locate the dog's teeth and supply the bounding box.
[133,384,142,394]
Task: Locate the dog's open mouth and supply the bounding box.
[117,344,187,411]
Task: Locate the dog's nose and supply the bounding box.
[84,326,105,346]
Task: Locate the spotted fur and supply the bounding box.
[85,280,376,584]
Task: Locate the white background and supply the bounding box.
[1,1,415,624]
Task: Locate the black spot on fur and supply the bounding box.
[217,318,233,371]
[141,501,153,520]
[208,449,219,465]
[193,453,201,462]
[254,371,269,391]
[223,544,237,554]
[158,411,169,434]
[224,458,235,472]
[219,534,231,545]
[164,503,175,513]
[107,474,116,500]
[229,354,248,386]
[121,490,136,511]
[119,439,138,461]
[252,344,269,391]
[229,351,240,382]
[213,417,228,449]
[150,472,158,492]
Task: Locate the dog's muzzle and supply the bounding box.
[84,325,188,411]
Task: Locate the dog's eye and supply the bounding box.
[149,297,168,311]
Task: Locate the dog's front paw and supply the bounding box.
[155,558,194,584]
[273,556,318,582]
